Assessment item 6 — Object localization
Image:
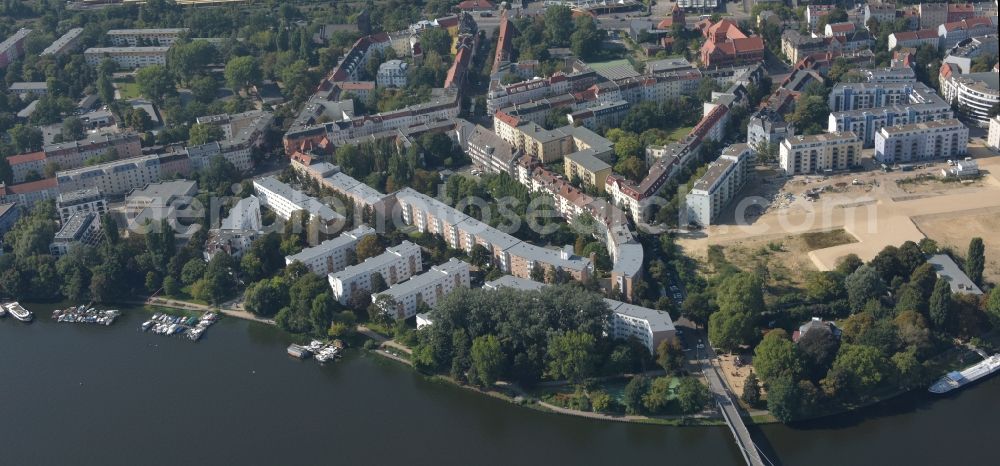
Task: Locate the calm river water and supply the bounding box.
[1,304,995,466]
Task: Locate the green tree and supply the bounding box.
[470,334,503,387]
[676,377,711,414]
[126,108,153,132]
[355,235,384,262]
[643,376,674,413]
[590,390,613,412]
[97,73,115,105]
[845,264,886,312]
[966,237,985,286]
[570,16,605,61]
[622,375,650,415]
[742,372,762,407]
[709,309,755,352]
[753,330,803,383]
[8,124,43,153]
[181,258,207,286]
[767,376,802,423]
[544,5,573,47]
[162,275,181,296]
[61,117,85,141]
[546,331,597,383]
[188,123,224,146]
[224,56,262,91]
[823,344,892,400]
[656,338,685,374]
[805,271,845,302]
[135,65,176,103]
[928,278,953,329]
[988,288,1000,323]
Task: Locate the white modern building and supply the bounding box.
[828,101,954,147]
[988,115,1000,150]
[605,299,677,355]
[685,144,753,227]
[220,195,262,231]
[106,28,188,47]
[376,59,408,88]
[874,119,969,164]
[328,240,422,305]
[372,258,471,320]
[56,188,107,223]
[84,47,170,69]
[780,132,862,175]
[49,212,102,257]
[748,108,794,148]
[284,224,376,275]
[55,153,177,196]
[939,69,1000,127]
[253,176,345,230]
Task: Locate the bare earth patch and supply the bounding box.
[913,207,1000,283]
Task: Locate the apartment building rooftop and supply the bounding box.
[54,211,98,242]
[84,46,171,53]
[253,176,344,223]
[378,258,470,298]
[604,299,676,332]
[784,132,860,145]
[483,275,546,292]
[329,240,421,281]
[286,224,375,265]
[57,187,103,205]
[692,144,749,193]
[880,118,966,135]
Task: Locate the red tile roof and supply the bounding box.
[6,151,44,165]
[4,177,57,194]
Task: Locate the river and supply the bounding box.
[0,304,995,466]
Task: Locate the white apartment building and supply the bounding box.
[940,70,1000,127]
[606,299,677,355]
[285,224,376,275]
[220,195,262,231]
[988,115,1000,150]
[874,119,969,164]
[253,176,345,229]
[328,241,422,305]
[827,101,954,147]
[828,82,936,112]
[685,144,753,227]
[84,47,169,69]
[780,132,862,175]
[41,28,84,56]
[56,188,107,223]
[376,59,408,88]
[49,212,102,257]
[106,28,188,47]
[372,258,471,320]
[55,153,167,196]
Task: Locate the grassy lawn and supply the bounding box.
[800,229,858,250]
[116,82,141,99]
[666,126,694,142]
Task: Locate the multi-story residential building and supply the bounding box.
[123,180,197,228]
[824,22,856,37]
[394,188,592,281]
[748,108,795,148]
[493,120,612,165]
[41,28,84,56]
[699,20,764,68]
[888,29,940,50]
[939,64,1000,126]
[284,225,376,275]
[806,5,836,32]
[684,144,753,227]
[828,81,937,112]
[874,118,969,163]
[106,28,188,47]
[943,35,999,74]
[43,132,142,172]
[6,151,45,184]
[0,178,59,208]
[828,99,953,146]
[919,3,949,30]
[56,188,107,223]
[328,240,422,305]
[84,47,170,69]
[9,82,48,97]
[606,299,677,354]
[220,195,262,231]
[564,149,613,193]
[938,17,996,49]
[566,99,631,131]
[203,229,259,262]
[49,212,102,257]
[0,202,19,239]
[676,0,717,10]
[781,30,839,64]
[376,59,408,88]
[55,152,190,196]
[461,123,519,176]
[252,176,345,231]
[988,115,1000,149]
[780,132,862,175]
[865,3,898,26]
[864,67,918,83]
[293,162,395,228]
[372,258,471,320]
[0,28,32,69]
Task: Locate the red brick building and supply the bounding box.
[699,20,764,68]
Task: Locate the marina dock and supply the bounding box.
[141,312,218,341]
[53,305,120,326]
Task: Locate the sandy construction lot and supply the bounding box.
[679,151,1000,278]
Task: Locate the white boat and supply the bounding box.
[4,302,33,322]
[930,354,1000,394]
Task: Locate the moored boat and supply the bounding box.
[930,354,1000,394]
[4,302,33,322]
